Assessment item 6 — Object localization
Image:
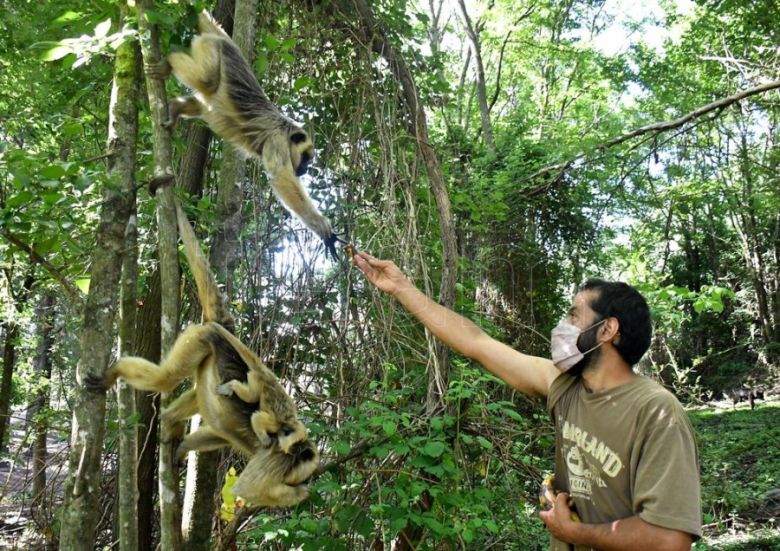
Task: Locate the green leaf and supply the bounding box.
[41,45,73,61]
[390,517,407,532]
[144,10,173,26]
[42,193,61,205]
[477,436,493,450]
[422,441,446,458]
[280,52,294,64]
[293,76,316,91]
[382,421,397,436]
[6,191,35,208]
[63,123,83,137]
[41,165,66,179]
[333,441,351,456]
[50,11,83,27]
[264,35,281,51]
[280,38,296,51]
[502,408,524,422]
[75,278,91,294]
[254,53,268,76]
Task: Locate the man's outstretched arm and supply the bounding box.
[352,251,559,397]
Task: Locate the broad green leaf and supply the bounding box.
[75,278,91,294]
[422,441,446,458]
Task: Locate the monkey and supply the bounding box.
[220,374,319,507]
[231,437,318,507]
[216,366,309,454]
[87,202,319,501]
[150,10,341,258]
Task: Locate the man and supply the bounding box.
[352,251,701,551]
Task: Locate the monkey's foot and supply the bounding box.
[83,373,109,393]
[149,174,175,196]
[146,60,172,81]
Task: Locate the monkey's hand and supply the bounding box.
[216,382,235,397]
[323,233,348,260]
[83,372,110,393]
[146,59,172,81]
[352,252,410,296]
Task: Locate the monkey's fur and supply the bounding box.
[90,203,318,506]
[155,11,340,257]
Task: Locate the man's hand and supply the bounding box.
[352,252,410,296]
[539,492,578,543]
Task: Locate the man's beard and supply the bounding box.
[569,322,603,377]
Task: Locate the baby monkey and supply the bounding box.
[226,381,319,507]
[152,10,341,257]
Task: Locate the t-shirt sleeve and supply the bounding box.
[633,404,702,540]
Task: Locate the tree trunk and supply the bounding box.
[181,1,246,546]
[134,270,162,551]
[0,272,34,450]
[58,1,139,544]
[136,1,183,548]
[457,0,495,152]
[30,292,55,537]
[107,8,143,548]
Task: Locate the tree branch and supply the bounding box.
[0,229,82,302]
[526,79,780,181]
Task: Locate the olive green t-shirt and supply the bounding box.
[546,373,702,551]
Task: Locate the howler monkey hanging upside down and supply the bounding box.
[89,203,319,507]
[151,10,341,257]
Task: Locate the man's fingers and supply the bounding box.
[358,251,393,269]
[556,492,571,509]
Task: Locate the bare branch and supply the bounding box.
[526,79,780,181]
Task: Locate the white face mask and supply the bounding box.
[550,318,607,371]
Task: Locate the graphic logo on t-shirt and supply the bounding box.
[561,420,624,500]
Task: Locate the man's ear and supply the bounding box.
[601,317,620,343]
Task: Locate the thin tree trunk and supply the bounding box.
[457,0,495,152]
[0,272,34,450]
[737,130,775,352]
[30,293,55,523]
[58,2,139,543]
[108,8,143,548]
[137,1,183,548]
[181,1,245,546]
[134,270,162,551]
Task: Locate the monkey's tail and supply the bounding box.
[198,10,229,38]
[175,202,236,332]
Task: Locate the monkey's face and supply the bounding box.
[276,418,309,456]
[289,129,315,177]
[284,439,320,484]
[231,439,320,508]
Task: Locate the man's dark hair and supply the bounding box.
[578,279,652,366]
